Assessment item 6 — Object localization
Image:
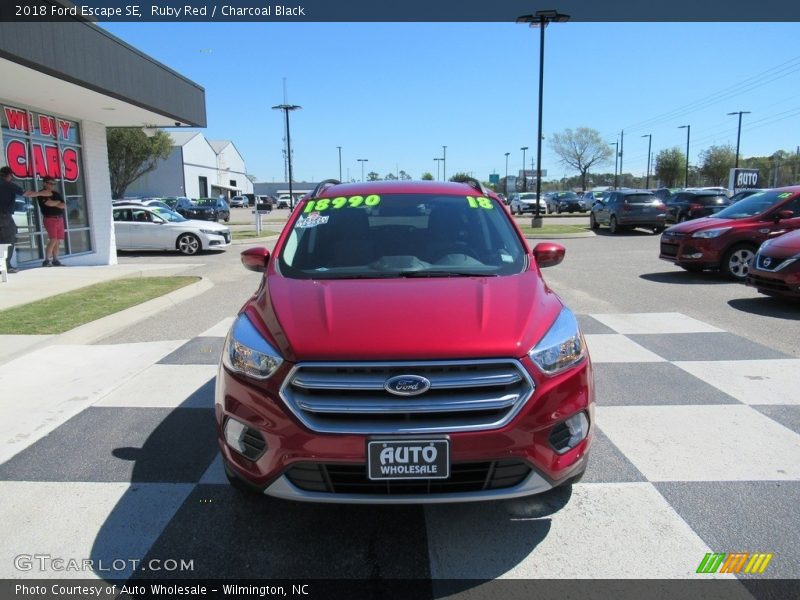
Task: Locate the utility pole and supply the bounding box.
[619,130,624,188]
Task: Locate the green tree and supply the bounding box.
[699,145,735,186]
[421,172,434,180]
[107,127,173,199]
[384,172,398,180]
[448,172,473,182]
[549,127,613,191]
[655,147,685,188]
[367,171,381,181]
[398,170,412,180]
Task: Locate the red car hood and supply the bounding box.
[666,216,744,234]
[762,229,800,254]
[251,272,563,361]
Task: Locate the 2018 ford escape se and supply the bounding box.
[215,179,594,503]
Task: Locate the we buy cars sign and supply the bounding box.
[3,106,79,181]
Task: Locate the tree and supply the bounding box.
[421,172,434,180]
[699,145,735,186]
[549,127,613,191]
[448,172,473,183]
[398,170,412,180]
[655,148,685,188]
[107,127,173,199]
[367,171,381,181]
[384,172,398,180]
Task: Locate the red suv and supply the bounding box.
[746,229,800,298]
[659,187,800,280]
[216,179,593,503]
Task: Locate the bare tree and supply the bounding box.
[549,127,613,191]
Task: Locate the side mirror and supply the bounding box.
[775,209,794,221]
[532,242,565,268]
[241,247,270,272]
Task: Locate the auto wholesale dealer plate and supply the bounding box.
[367,439,450,480]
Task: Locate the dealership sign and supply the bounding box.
[728,168,760,192]
[3,106,80,181]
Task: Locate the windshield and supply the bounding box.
[519,193,538,200]
[196,199,216,206]
[152,207,187,222]
[278,193,527,279]
[712,190,793,219]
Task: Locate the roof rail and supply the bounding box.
[463,177,490,196]
[310,179,341,198]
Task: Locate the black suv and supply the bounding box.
[665,191,730,224]
[195,198,231,222]
[164,197,218,221]
[590,189,667,234]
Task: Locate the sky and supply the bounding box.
[100,21,800,185]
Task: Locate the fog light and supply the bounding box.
[684,253,704,259]
[224,417,266,460]
[549,411,590,454]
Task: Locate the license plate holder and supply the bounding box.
[367,439,450,480]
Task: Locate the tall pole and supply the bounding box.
[442,146,447,181]
[641,134,652,189]
[357,158,368,182]
[434,158,441,181]
[619,130,624,188]
[727,111,750,169]
[679,125,690,187]
[610,141,618,189]
[504,152,510,194]
[272,103,301,209]
[520,146,528,192]
[534,13,546,218]
[337,146,342,181]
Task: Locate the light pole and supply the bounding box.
[641,134,652,189]
[610,141,619,189]
[518,9,570,219]
[272,103,301,209]
[520,146,529,192]
[434,158,442,181]
[357,158,368,182]
[442,146,447,181]
[336,146,342,181]
[678,125,691,187]
[504,152,510,194]
[727,111,751,169]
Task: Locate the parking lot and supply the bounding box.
[1,220,798,593]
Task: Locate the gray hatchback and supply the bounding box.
[589,190,667,234]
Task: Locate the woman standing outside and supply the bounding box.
[39,177,66,267]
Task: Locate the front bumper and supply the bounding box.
[215,357,594,503]
[746,263,800,297]
[659,235,723,268]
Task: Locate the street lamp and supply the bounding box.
[336,146,342,181]
[434,158,442,181]
[442,146,447,181]
[518,9,570,219]
[678,125,691,187]
[727,111,751,169]
[357,158,368,182]
[504,152,510,194]
[641,134,652,189]
[609,141,619,189]
[520,146,529,191]
[272,103,301,208]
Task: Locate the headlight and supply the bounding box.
[200,228,221,234]
[222,314,283,379]
[692,227,731,239]
[529,307,587,375]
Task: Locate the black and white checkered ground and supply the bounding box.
[0,313,798,583]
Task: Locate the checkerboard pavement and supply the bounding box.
[0,313,798,585]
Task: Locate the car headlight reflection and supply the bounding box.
[691,227,731,239]
[529,307,587,375]
[222,314,283,379]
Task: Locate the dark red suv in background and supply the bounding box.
[216,179,593,503]
[659,187,800,280]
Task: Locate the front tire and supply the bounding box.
[721,244,757,281]
[177,233,201,256]
[609,216,619,234]
[589,213,599,230]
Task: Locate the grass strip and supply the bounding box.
[0,276,200,335]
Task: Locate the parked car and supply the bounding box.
[508,192,547,215]
[589,189,667,234]
[746,229,800,298]
[162,196,217,221]
[216,179,593,503]
[582,190,609,206]
[196,197,231,222]
[665,190,731,224]
[112,205,231,255]
[276,194,292,209]
[554,191,586,213]
[659,187,800,280]
[230,195,248,208]
[728,189,766,204]
[652,187,683,203]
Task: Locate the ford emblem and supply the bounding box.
[384,375,431,397]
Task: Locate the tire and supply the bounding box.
[721,244,757,281]
[224,216,230,223]
[609,216,619,234]
[589,213,599,230]
[556,206,562,214]
[176,233,201,256]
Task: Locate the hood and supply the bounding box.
[665,216,742,234]
[761,229,800,254]
[252,272,563,361]
[183,219,227,230]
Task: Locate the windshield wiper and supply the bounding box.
[398,270,497,278]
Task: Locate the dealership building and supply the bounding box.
[0,19,206,267]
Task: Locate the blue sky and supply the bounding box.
[101,21,800,184]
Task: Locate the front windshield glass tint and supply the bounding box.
[153,207,187,222]
[196,199,215,206]
[278,193,527,279]
[712,191,790,219]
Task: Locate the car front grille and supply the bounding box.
[660,243,679,258]
[285,459,532,495]
[280,360,535,434]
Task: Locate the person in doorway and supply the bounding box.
[0,166,53,273]
[38,176,66,267]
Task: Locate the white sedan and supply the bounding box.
[112,205,231,255]
[509,192,547,215]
